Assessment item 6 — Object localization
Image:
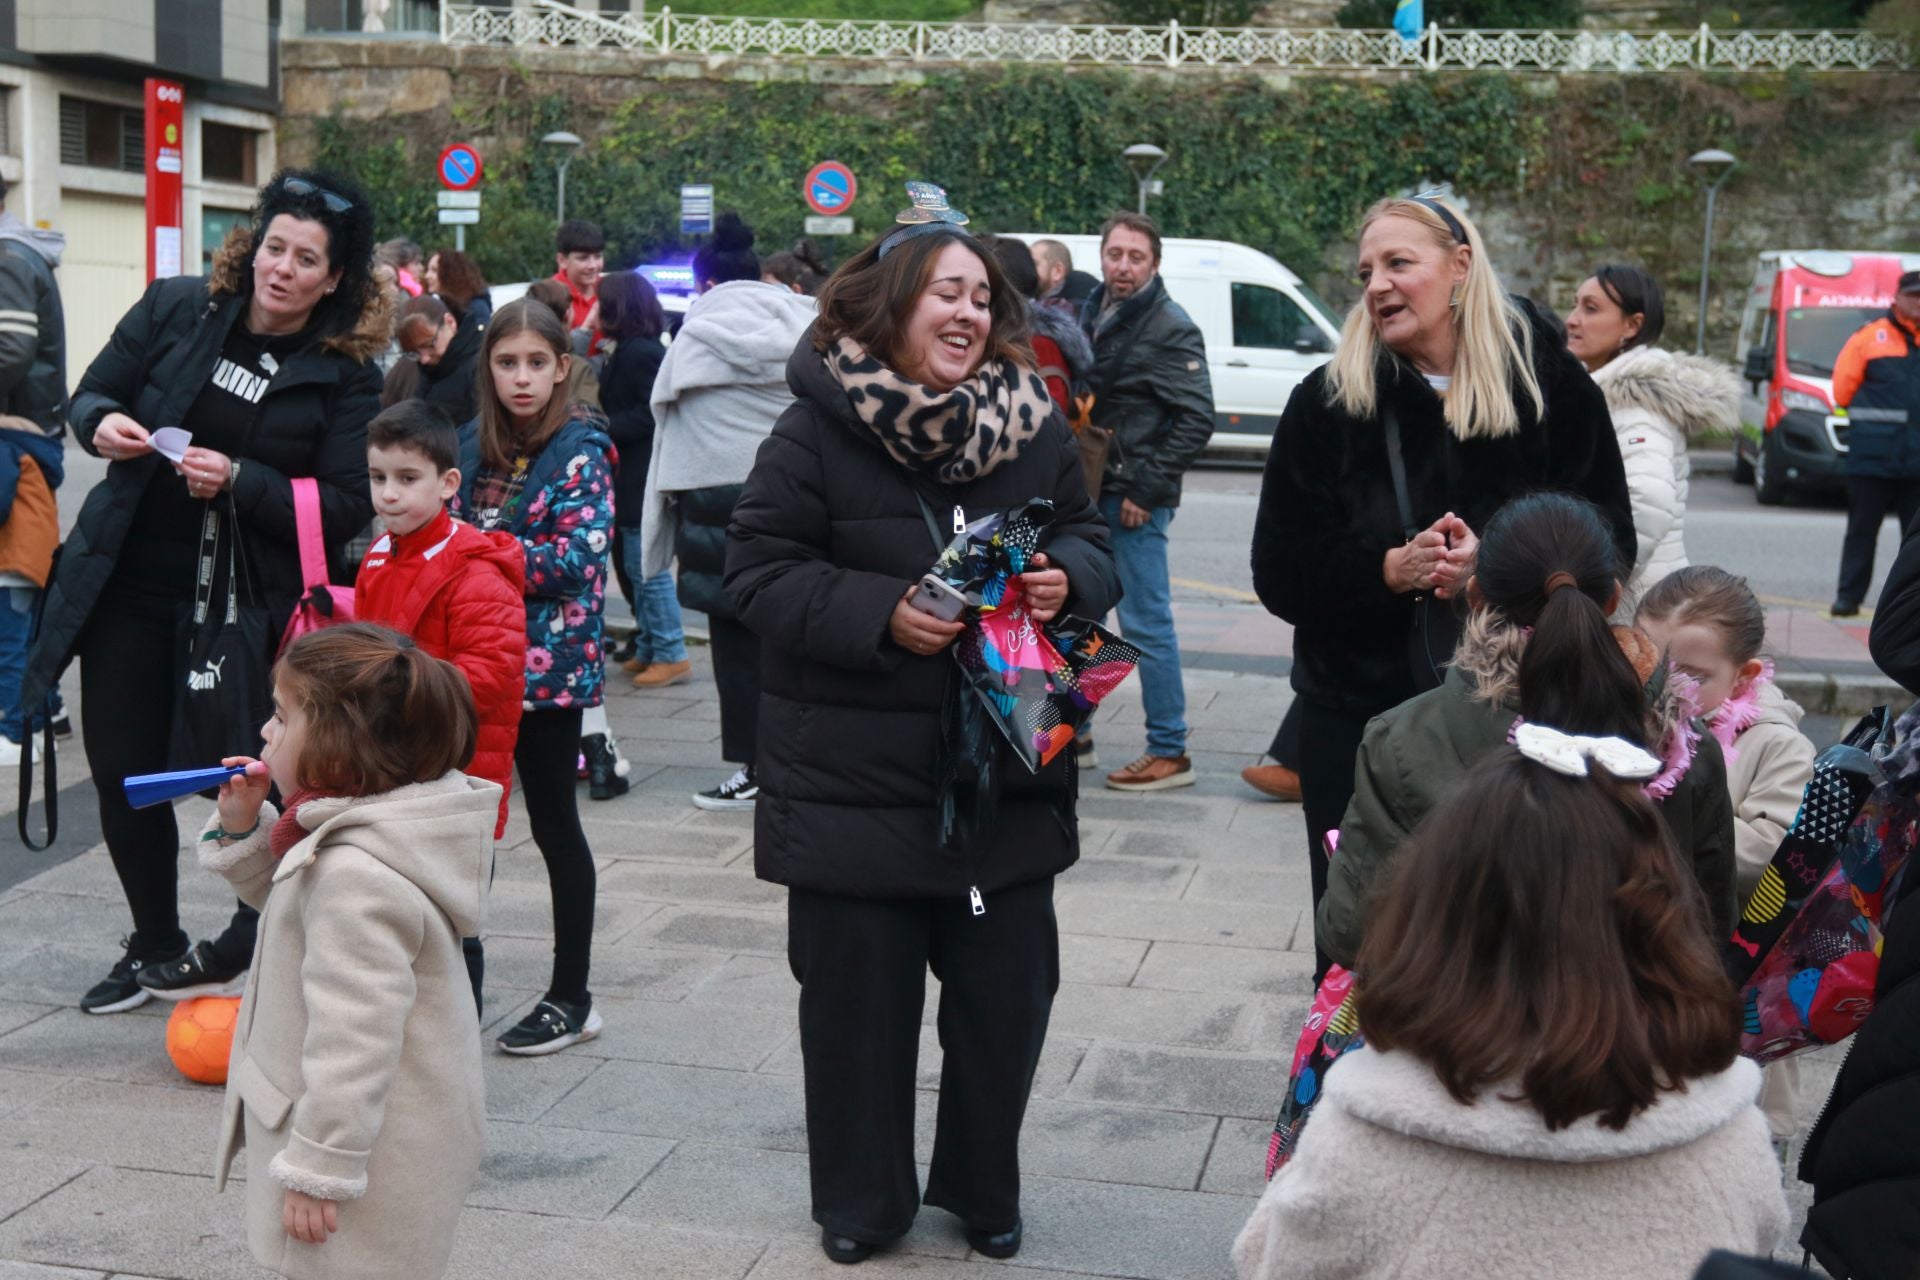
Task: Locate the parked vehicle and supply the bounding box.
[489,264,696,328]
[1732,249,1920,504]
[1006,234,1344,455]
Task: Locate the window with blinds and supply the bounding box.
[58,97,145,173]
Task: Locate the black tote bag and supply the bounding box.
[169,498,272,772]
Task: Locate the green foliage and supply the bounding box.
[1335,0,1583,29]
[1096,0,1260,26]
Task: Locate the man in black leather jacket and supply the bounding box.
[1081,211,1214,791]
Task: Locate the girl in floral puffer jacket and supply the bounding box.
[455,297,616,1057]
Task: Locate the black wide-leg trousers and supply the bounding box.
[786,876,1060,1244]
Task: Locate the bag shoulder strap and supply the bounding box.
[1382,399,1419,542]
[911,488,947,556]
[290,476,328,590]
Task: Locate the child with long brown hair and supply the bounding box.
[200,623,498,1278]
[1234,745,1787,1279]
[453,296,616,1055]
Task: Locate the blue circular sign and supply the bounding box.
[439,143,483,191]
[804,161,857,217]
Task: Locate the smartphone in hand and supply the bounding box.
[908,574,967,622]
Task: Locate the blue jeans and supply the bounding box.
[1099,494,1187,757]
[0,585,55,743]
[622,527,687,665]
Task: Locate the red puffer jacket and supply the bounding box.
[356,507,527,837]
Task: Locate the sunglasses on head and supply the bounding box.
[282,177,353,215]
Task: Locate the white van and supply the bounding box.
[1008,234,1343,453]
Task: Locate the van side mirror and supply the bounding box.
[1743,344,1771,384]
[1293,325,1330,355]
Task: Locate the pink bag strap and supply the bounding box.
[290,476,329,591]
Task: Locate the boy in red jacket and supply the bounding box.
[357,401,526,1008]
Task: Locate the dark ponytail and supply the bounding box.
[1473,493,1644,743]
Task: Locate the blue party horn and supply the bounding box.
[123,766,250,810]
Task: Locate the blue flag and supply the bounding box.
[1394,0,1423,41]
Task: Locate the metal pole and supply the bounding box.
[456,224,466,253]
[1137,178,1147,215]
[1695,180,1720,356]
[556,159,569,225]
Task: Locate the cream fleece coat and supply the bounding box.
[1232,1048,1787,1280]
[200,773,500,1280]
[1722,681,1818,899]
[1593,346,1742,601]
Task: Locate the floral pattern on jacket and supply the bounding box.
[455,406,615,711]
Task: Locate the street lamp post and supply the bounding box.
[1122,143,1168,216]
[541,130,584,225]
[1689,148,1737,356]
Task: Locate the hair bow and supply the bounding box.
[1513,723,1661,781]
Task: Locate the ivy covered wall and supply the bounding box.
[282,39,1918,353]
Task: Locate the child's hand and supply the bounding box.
[216,758,271,836]
[283,1189,339,1244]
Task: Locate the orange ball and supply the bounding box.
[165,995,241,1086]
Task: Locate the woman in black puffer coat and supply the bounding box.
[1250,193,1634,981]
[725,206,1118,1266]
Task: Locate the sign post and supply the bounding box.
[144,79,184,282]
[681,184,714,236]
[803,161,858,223]
[438,142,484,252]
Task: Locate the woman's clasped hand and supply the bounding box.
[1383,512,1478,598]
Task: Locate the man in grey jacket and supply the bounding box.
[1082,211,1214,791]
[0,176,66,435]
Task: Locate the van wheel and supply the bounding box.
[1731,434,1755,484]
[1753,433,1786,506]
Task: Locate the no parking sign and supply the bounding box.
[439,142,483,191]
[803,161,857,217]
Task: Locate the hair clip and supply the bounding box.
[876,182,970,260]
[1514,722,1661,781]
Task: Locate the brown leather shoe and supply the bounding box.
[621,655,651,675]
[631,658,692,689]
[1105,753,1196,792]
[1241,762,1302,802]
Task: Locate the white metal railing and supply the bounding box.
[436,1,1909,71]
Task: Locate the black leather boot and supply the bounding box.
[582,733,629,801]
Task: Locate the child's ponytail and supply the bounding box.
[1473,493,1646,743]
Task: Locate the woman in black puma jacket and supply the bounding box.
[725,215,1118,1265]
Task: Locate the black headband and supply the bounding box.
[1410,196,1467,246]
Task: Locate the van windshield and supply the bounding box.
[1293,281,1339,330]
[1785,307,1881,378]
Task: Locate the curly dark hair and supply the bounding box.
[245,168,378,341]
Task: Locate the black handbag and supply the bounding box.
[169,497,272,772]
[1382,400,1459,693]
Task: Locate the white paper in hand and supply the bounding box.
[149,427,192,464]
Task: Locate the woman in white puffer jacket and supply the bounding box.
[1566,266,1743,603]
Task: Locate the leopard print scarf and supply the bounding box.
[826,336,1055,484]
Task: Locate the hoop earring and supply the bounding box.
[1448,284,1462,309]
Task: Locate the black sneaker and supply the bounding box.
[497,997,602,1056]
[81,935,187,1015]
[50,714,72,740]
[1831,597,1862,618]
[693,765,758,812]
[137,940,247,1000]
[582,733,630,801]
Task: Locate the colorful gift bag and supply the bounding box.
[1266,962,1363,1180]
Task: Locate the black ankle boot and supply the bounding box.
[582,733,629,801]
[820,1228,874,1264]
[966,1218,1023,1259]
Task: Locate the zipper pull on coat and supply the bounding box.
[953,505,966,535]
[968,885,985,917]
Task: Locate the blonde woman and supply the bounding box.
[1249,194,1635,979]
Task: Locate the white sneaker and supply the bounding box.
[0,736,21,766]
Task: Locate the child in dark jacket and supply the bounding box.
[357,401,525,1011]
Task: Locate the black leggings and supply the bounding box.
[515,706,596,1005]
[77,595,257,966]
[1295,697,1373,986]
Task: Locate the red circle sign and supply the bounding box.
[803,161,857,217]
[439,143,483,191]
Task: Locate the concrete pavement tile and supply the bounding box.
[599,863,784,909]
[3,1079,224,1177]
[746,1241,1088,1278]
[1016,1099,1218,1191]
[483,882,660,945]
[613,1143,968,1260]
[1131,942,1315,997]
[543,1060,811,1151]
[0,1009,187,1089]
[1226,799,1308,841]
[0,1264,109,1279]
[481,1048,605,1122]
[1055,859,1195,900]
[677,806,758,834]
[1048,983,1259,1052]
[478,984,544,1038]
[1198,1117,1275,1196]
[1054,895,1296,951]
[567,995,794,1070]
[1182,866,1305,907]
[479,934,727,1003]
[0,1150,91,1224]
[0,1167,256,1280]
[0,1001,56,1039]
[995,1174,1255,1280]
[0,1068,67,1123]
[757,1025,1087,1101]
[0,894,140,944]
[1100,829,1211,861]
[1186,727,1284,757]
[617,715,725,743]
[684,954,799,1013]
[589,823,750,866]
[1074,820,1118,856]
[631,906,787,956]
[1057,934,1148,987]
[1068,1044,1283,1120]
[446,1205,764,1280]
[466,1120,675,1218]
[1075,796,1228,829]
